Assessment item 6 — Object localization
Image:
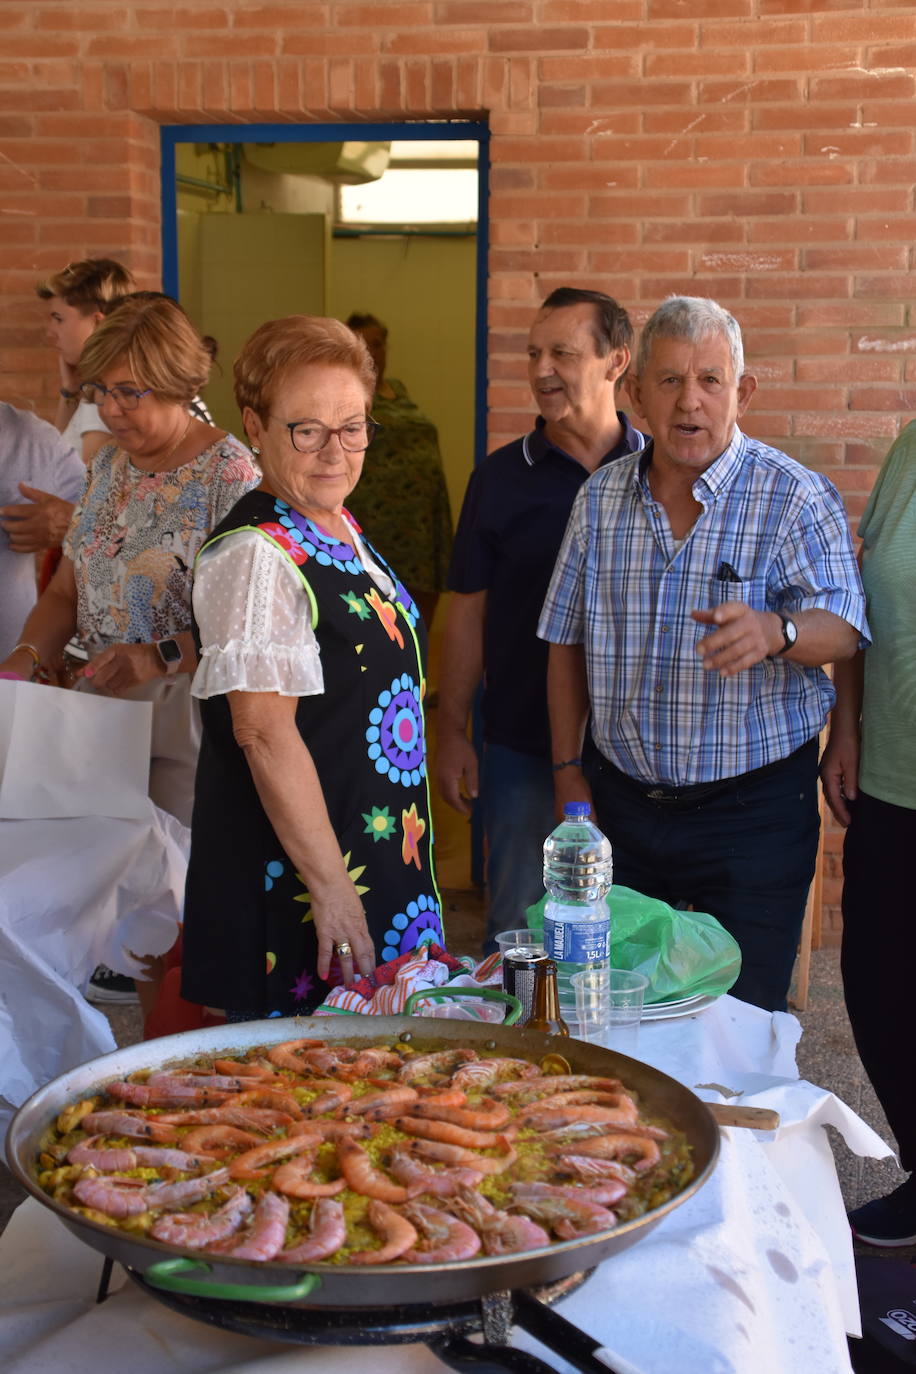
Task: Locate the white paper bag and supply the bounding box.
[0,678,152,820]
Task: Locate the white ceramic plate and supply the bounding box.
[642,992,720,1021]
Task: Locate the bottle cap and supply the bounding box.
[562,802,591,819]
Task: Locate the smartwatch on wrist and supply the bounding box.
[773,611,798,656]
[156,638,182,675]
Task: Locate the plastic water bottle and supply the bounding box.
[542,803,613,1024]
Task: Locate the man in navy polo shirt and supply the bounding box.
[437,287,645,948]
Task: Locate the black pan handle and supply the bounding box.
[429,1332,558,1374]
[512,1290,625,1373]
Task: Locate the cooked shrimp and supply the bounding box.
[420,1089,467,1108]
[394,1115,509,1150]
[518,1103,640,1131]
[230,1088,304,1119]
[147,1073,248,1093]
[73,1175,150,1219]
[409,1097,511,1131]
[397,1049,478,1085]
[145,1167,231,1208]
[531,1090,639,1112]
[409,1136,518,1176]
[290,1118,371,1142]
[300,1082,354,1116]
[179,1125,264,1157]
[450,1189,551,1255]
[546,1132,661,1171]
[336,1136,412,1203]
[491,1074,623,1099]
[105,1080,232,1109]
[151,1189,253,1249]
[510,1181,617,1239]
[213,1058,280,1080]
[266,1039,326,1072]
[347,1199,417,1265]
[272,1143,347,1199]
[450,1057,538,1091]
[401,1201,481,1263]
[229,1133,321,1180]
[80,1111,178,1143]
[387,1148,483,1197]
[212,1190,289,1261]
[278,1198,347,1262]
[553,1153,637,1188]
[155,1107,291,1131]
[346,1086,418,1119]
[68,1138,210,1173]
[336,1049,405,1081]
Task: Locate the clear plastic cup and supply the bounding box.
[494,928,545,958]
[571,968,648,1052]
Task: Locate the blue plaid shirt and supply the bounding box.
[538,428,869,786]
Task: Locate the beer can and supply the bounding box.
[502,947,548,1025]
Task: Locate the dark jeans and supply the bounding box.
[587,738,821,1013]
[841,789,916,1173]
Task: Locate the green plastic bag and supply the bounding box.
[525,885,742,1004]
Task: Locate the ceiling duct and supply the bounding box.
[242,141,391,184]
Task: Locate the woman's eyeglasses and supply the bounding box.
[282,418,381,454]
[80,382,152,410]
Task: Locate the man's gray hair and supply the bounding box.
[636,296,745,377]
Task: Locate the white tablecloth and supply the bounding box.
[0,809,189,1143]
[0,995,893,1374]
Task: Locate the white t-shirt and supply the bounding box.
[192,519,396,700]
[60,400,109,453]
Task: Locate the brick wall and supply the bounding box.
[2,0,914,935]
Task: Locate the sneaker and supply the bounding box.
[87,965,139,1005]
[849,1176,916,1247]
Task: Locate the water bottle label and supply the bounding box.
[543,915,610,965]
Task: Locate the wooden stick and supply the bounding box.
[707,1103,780,1131]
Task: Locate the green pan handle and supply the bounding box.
[144,1255,322,1303]
[404,985,523,1026]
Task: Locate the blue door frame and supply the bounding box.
[160,120,489,468]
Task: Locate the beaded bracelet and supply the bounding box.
[551,756,583,771]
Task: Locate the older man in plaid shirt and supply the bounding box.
[538,296,868,1012]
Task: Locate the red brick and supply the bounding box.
[804,129,914,159]
[135,7,232,28]
[592,79,695,107]
[491,247,588,274]
[491,191,588,219]
[643,220,747,246]
[589,251,692,277]
[386,29,485,55]
[750,160,853,188]
[699,77,800,103]
[642,163,748,189]
[752,104,860,132]
[540,110,640,136]
[541,0,641,16]
[697,190,797,216]
[797,358,902,383]
[182,33,278,56]
[1,35,80,58]
[541,220,639,246]
[748,273,853,300]
[494,136,586,163]
[0,116,32,135]
[752,44,867,74]
[748,219,852,245]
[806,245,909,272]
[650,0,750,13]
[538,84,586,108]
[591,192,692,220]
[813,71,916,101]
[699,249,797,273]
[233,5,329,27]
[711,17,807,45]
[541,164,639,192]
[489,26,588,53]
[642,108,748,135]
[793,412,899,438]
[855,276,916,305]
[850,387,916,411]
[805,187,911,216]
[336,3,432,25]
[854,331,916,355]
[438,1,532,19]
[810,12,916,42]
[539,54,641,81]
[35,7,129,30]
[646,50,751,78]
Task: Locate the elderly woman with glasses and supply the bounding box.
[0,295,258,833]
[180,315,443,1022]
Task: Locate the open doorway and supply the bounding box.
[160,122,488,531]
[160,121,488,888]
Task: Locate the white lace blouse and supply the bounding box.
[191,522,396,699]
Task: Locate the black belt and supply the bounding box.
[595,738,818,807]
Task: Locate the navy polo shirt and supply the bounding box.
[448,412,646,758]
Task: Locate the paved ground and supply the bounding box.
[3,890,911,1273]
